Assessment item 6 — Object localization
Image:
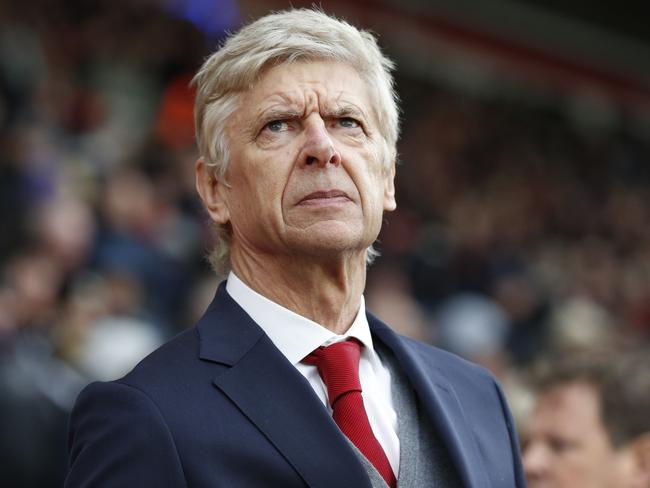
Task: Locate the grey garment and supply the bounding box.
[347,343,463,487]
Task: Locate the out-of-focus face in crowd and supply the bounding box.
[523,380,649,488]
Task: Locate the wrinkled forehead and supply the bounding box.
[241,60,378,120]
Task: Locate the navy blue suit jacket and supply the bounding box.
[66,283,525,487]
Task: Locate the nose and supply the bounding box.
[300,117,341,168]
[523,441,550,481]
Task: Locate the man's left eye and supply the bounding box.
[338,117,360,129]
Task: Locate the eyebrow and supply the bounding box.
[255,103,370,127]
[258,107,303,123]
[325,105,367,120]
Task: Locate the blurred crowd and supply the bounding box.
[369,81,650,373]
[1,1,649,487]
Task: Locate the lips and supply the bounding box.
[298,189,351,205]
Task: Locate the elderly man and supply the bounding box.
[523,349,650,487]
[66,9,524,488]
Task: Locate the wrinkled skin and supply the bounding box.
[196,60,396,331]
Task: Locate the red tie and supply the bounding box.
[304,340,397,488]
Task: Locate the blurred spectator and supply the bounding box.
[492,266,551,366]
[53,271,164,382]
[435,292,510,376]
[0,249,85,488]
[522,348,650,488]
[365,259,432,343]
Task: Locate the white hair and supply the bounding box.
[193,8,399,273]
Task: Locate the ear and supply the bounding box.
[195,158,231,225]
[383,161,396,212]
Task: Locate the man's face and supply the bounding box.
[205,60,395,263]
[523,381,632,488]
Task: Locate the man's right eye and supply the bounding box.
[264,120,287,132]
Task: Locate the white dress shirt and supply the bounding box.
[226,272,400,475]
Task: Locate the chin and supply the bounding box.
[293,229,368,256]
[284,217,380,257]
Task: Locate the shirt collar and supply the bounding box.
[225,271,375,365]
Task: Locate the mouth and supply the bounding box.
[297,189,352,206]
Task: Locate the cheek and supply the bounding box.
[236,149,293,199]
[241,178,284,221]
[259,180,299,236]
[361,169,390,210]
[348,146,384,187]
[557,449,613,485]
[611,450,637,485]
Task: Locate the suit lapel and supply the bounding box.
[369,315,489,488]
[197,284,372,488]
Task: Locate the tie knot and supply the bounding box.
[303,339,362,407]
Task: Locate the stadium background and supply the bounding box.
[1,1,649,486]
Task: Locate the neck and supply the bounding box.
[230,248,367,335]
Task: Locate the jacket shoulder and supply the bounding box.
[398,334,495,381]
[370,314,498,390]
[118,327,203,390]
